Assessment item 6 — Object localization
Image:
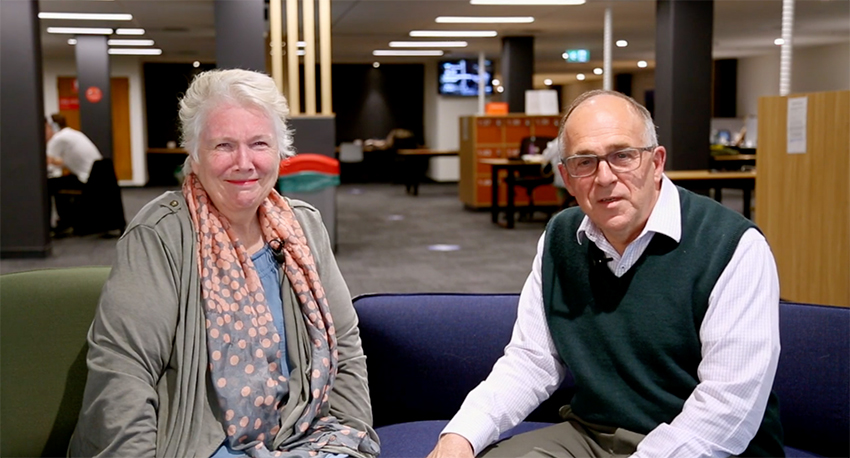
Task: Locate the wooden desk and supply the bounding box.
[711,154,756,162]
[396,149,458,195]
[480,158,547,228]
[666,170,756,219]
[146,147,187,154]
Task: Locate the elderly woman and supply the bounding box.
[70,69,380,458]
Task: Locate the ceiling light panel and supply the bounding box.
[115,28,145,35]
[38,12,132,21]
[410,30,498,38]
[436,16,534,23]
[471,0,585,5]
[373,50,445,56]
[107,39,155,46]
[389,41,468,48]
[108,48,163,55]
[47,27,113,35]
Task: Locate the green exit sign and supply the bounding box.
[562,49,590,63]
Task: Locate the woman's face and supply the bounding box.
[193,103,280,222]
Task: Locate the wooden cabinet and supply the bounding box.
[459,115,561,209]
[756,91,849,307]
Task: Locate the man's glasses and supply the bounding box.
[561,146,656,178]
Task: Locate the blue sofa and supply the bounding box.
[354,293,850,458]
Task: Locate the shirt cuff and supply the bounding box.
[441,409,500,456]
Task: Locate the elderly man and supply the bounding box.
[428,90,783,458]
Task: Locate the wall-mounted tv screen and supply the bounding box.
[438,59,493,96]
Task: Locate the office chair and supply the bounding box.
[513,136,555,221]
[56,158,126,236]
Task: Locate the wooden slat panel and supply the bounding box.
[756,91,850,307]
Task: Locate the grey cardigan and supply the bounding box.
[70,192,377,458]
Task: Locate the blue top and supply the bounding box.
[211,246,347,458]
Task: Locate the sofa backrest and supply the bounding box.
[354,293,574,427]
[0,267,111,457]
[355,293,850,456]
[774,301,849,457]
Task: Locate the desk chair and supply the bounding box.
[0,267,111,457]
[56,159,126,236]
[514,136,555,221]
[338,142,365,182]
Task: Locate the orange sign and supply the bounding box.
[59,96,79,110]
[85,86,103,103]
[485,102,509,115]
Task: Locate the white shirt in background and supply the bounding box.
[47,127,102,183]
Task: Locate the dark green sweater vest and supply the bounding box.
[542,187,784,457]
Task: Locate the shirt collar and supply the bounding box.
[576,175,681,245]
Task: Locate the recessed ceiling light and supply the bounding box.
[496,86,505,93]
[193,61,201,68]
[543,79,553,86]
[593,67,603,75]
[373,62,380,68]
[410,30,498,38]
[637,60,648,68]
[67,38,77,45]
[39,12,132,21]
[47,27,113,35]
[576,73,586,81]
[616,39,628,47]
[390,41,468,48]
[115,28,145,35]
[373,50,445,56]
[108,48,163,55]
[436,16,534,23]
[471,0,585,5]
[492,78,501,86]
[774,38,785,45]
[107,39,155,46]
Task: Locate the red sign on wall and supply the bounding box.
[59,96,79,110]
[85,86,103,103]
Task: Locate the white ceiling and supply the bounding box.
[38,0,850,77]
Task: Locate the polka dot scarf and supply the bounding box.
[183,174,379,457]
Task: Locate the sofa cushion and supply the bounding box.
[375,420,553,458]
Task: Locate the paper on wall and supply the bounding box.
[787,96,807,154]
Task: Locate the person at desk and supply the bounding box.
[70,69,380,458]
[427,90,783,458]
[45,114,102,232]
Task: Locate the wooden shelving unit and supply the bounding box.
[459,115,561,209]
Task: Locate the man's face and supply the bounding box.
[559,95,666,251]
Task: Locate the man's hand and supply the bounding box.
[427,433,475,458]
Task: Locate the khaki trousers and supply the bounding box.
[480,407,645,458]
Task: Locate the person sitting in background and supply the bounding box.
[70,69,380,458]
[45,114,102,233]
[427,89,783,458]
[540,137,575,210]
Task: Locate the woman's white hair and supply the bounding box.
[179,69,295,175]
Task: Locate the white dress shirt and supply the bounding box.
[47,127,102,183]
[443,176,781,458]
